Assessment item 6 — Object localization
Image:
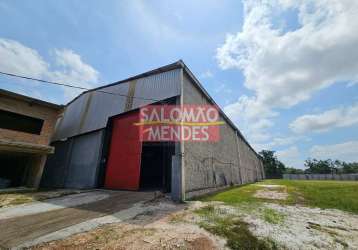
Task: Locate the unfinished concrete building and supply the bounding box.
[41,61,264,200]
[0,89,62,188]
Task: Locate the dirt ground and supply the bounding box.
[254,184,288,200]
[27,185,358,250]
[30,198,226,250]
[0,184,356,249]
[0,190,155,248]
[0,189,84,208]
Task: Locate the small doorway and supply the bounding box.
[139,142,174,192]
[0,152,30,188]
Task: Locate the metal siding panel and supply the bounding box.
[53,69,180,141]
[64,130,104,188]
[79,84,128,134]
[132,69,181,108]
[40,140,72,188]
[52,94,89,141]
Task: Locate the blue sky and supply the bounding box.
[0,0,357,168]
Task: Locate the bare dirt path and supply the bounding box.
[0,190,155,248]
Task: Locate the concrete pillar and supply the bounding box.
[171,154,183,202]
[235,131,243,185]
[26,154,47,188]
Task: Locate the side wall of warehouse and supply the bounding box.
[182,72,264,199]
[41,129,105,188]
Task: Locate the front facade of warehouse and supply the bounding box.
[41,61,264,201]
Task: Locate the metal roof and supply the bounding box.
[52,68,181,141]
[57,60,259,157]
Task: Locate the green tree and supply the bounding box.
[304,158,334,174]
[259,150,286,178]
[284,167,304,174]
[341,162,358,173]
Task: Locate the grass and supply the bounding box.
[262,208,285,224]
[0,189,81,208]
[193,180,358,249]
[195,206,277,250]
[198,179,358,214]
[199,184,262,204]
[264,179,358,214]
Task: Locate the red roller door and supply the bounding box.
[104,111,142,190]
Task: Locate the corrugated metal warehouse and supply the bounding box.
[41,60,264,201]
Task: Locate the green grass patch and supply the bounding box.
[195,206,277,250]
[196,180,358,214]
[199,184,262,204]
[263,179,358,214]
[0,189,81,208]
[262,208,285,224]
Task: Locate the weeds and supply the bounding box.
[264,179,358,214]
[195,206,277,250]
[262,208,285,224]
[199,184,262,205]
[198,180,358,214]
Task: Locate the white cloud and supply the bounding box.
[270,136,309,148]
[310,141,358,162]
[49,49,99,99]
[276,146,302,168]
[214,83,233,95]
[125,1,187,43]
[200,70,214,79]
[0,38,48,78]
[252,135,309,153]
[224,95,277,144]
[290,104,358,133]
[0,38,99,102]
[219,0,358,143]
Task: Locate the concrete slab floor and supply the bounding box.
[0,190,156,249]
[0,190,111,220]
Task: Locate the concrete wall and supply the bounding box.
[237,136,264,183]
[0,93,60,146]
[182,72,264,199]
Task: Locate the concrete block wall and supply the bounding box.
[237,137,264,183]
[182,73,263,199]
[0,94,60,146]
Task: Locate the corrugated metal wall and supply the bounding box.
[44,69,181,189]
[63,130,105,188]
[40,140,70,188]
[41,129,105,188]
[53,69,181,141]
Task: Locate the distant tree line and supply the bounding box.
[258,150,358,178]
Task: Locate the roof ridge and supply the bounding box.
[65,60,184,106]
